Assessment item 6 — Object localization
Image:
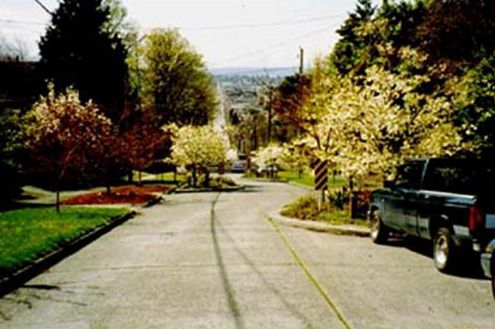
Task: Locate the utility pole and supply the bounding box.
[297,47,304,178]
[267,85,273,144]
[299,47,304,75]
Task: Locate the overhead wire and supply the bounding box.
[209,22,340,67]
[180,14,344,31]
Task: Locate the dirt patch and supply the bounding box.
[63,185,172,205]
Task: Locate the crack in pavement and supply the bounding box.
[210,192,246,329]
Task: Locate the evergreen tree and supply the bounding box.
[39,0,128,124]
[330,0,376,75]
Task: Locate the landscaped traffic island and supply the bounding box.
[62,185,173,205]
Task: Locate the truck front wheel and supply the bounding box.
[369,209,389,244]
[433,227,458,273]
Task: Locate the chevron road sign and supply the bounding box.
[314,159,328,191]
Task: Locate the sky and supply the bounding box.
[0,0,378,69]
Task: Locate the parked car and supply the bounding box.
[256,164,279,177]
[368,158,495,273]
[481,239,495,298]
[230,160,247,173]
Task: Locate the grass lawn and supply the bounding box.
[0,206,129,276]
[279,170,345,190]
[132,171,184,184]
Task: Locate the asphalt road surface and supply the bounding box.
[0,179,493,329]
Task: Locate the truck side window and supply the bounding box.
[395,162,424,189]
[423,161,478,194]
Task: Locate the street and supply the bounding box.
[0,179,493,329]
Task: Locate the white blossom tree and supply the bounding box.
[253,144,285,177]
[302,55,470,184]
[171,125,227,187]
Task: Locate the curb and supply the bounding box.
[0,210,136,298]
[243,177,289,183]
[270,214,370,237]
[0,185,176,296]
[174,185,245,194]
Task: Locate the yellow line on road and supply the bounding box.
[262,213,353,329]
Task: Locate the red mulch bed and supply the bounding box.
[63,185,173,205]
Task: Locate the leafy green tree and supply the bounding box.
[272,74,312,142]
[139,29,217,126]
[417,0,495,69]
[329,0,376,75]
[39,0,128,124]
[448,56,495,154]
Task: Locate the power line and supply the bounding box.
[210,23,337,67]
[180,14,345,31]
[0,19,46,26]
[33,0,53,15]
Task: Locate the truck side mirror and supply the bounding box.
[384,180,395,189]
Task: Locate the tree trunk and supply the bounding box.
[55,178,61,213]
[349,176,354,218]
[204,170,210,187]
[105,170,112,194]
[56,189,60,213]
[192,165,197,187]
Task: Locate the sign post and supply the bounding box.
[314,159,328,211]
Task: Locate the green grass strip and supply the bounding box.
[0,206,129,275]
[263,213,353,329]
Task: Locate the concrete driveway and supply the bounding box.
[0,179,493,328]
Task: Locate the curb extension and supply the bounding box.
[175,185,245,194]
[142,186,177,207]
[0,210,136,297]
[271,214,370,237]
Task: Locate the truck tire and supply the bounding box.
[369,209,389,244]
[433,227,458,273]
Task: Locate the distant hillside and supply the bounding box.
[210,67,297,77]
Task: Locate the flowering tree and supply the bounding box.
[23,84,113,212]
[171,125,226,187]
[118,119,171,184]
[253,144,285,178]
[306,63,469,182]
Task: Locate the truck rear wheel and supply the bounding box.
[369,209,389,244]
[433,227,458,273]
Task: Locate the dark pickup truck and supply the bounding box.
[368,158,495,272]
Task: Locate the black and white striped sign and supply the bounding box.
[314,159,328,191]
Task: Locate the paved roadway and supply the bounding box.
[0,179,494,329]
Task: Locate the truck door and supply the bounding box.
[388,161,425,234]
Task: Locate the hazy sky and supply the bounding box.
[0,0,377,69]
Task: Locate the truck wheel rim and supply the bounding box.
[434,235,448,268]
